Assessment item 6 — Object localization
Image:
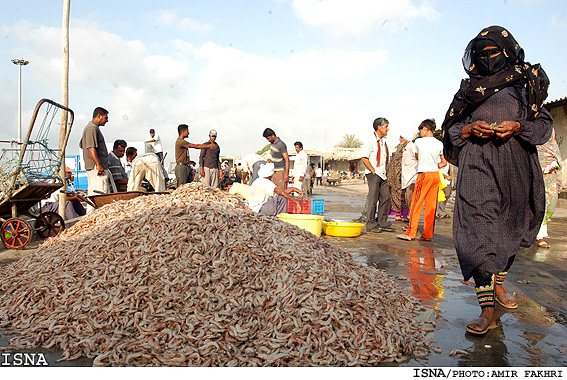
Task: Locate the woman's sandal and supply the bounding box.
[465,317,498,335]
[496,293,518,309]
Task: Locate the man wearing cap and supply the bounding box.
[248,162,304,216]
[175,124,216,187]
[146,129,164,163]
[199,129,222,188]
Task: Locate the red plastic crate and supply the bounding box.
[287,199,311,214]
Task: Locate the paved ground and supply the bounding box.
[1,180,566,367]
[315,179,567,366]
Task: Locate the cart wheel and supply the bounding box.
[1,218,33,249]
[36,212,65,239]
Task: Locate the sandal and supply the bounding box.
[396,234,415,241]
[465,317,497,335]
[495,293,518,309]
[536,239,551,249]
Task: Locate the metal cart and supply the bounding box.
[0,99,74,249]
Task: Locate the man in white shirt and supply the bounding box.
[293,141,308,194]
[360,117,394,233]
[248,162,303,216]
[146,129,164,163]
[398,119,447,241]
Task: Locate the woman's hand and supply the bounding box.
[462,120,495,139]
[493,121,520,139]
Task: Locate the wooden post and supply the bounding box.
[58,0,70,220]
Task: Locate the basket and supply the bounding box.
[277,213,323,237]
[311,199,324,214]
[287,199,311,214]
[322,221,365,237]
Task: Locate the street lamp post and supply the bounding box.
[11,58,29,143]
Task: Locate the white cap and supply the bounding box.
[258,162,275,178]
[209,129,217,136]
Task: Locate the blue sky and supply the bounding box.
[1,0,566,161]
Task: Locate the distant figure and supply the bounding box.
[79,107,109,211]
[293,141,308,194]
[401,131,418,222]
[535,129,562,249]
[262,128,289,191]
[235,163,243,183]
[146,129,164,163]
[174,124,215,187]
[315,165,322,186]
[199,129,222,188]
[108,139,128,192]
[41,167,86,219]
[125,147,138,179]
[436,162,454,219]
[241,153,266,185]
[127,153,166,192]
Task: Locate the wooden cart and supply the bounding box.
[0,99,74,249]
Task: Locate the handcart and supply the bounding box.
[0,99,74,249]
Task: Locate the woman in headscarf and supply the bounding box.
[535,129,562,248]
[442,26,553,335]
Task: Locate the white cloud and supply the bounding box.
[292,0,440,40]
[0,20,391,159]
[153,10,214,34]
[177,17,215,34]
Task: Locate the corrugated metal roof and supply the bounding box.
[544,97,567,108]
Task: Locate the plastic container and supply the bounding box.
[287,199,311,214]
[322,221,365,237]
[277,213,323,237]
[311,199,324,214]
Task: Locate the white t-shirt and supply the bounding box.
[414,137,443,173]
[248,177,277,213]
[360,131,388,179]
[294,150,308,178]
[401,142,418,189]
[146,134,163,153]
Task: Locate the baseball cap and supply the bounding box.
[209,129,217,136]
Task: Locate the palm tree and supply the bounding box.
[337,134,363,148]
[256,144,271,155]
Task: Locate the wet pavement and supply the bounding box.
[317,179,567,367]
[1,180,566,367]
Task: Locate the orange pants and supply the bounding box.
[405,171,439,239]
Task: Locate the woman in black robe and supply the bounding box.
[442,26,553,335]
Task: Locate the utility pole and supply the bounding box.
[58,0,71,219]
[11,58,29,143]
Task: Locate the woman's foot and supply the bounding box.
[466,307,497,335]
[536,239,551,248]
[495,285,518,309]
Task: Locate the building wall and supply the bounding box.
[549,104,567,189]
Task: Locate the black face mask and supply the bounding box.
[475,47,507,75]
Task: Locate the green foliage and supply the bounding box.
[256,144,271,155]
[337,134,363,148]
